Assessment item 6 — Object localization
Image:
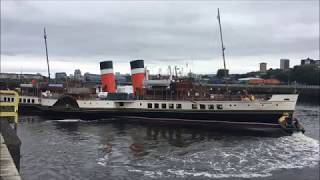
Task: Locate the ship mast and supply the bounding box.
[44,27,51,82]
[217,8,227,78]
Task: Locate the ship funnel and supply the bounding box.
[130,59,145,96]
[100,60,116,93]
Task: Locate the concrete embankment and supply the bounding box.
[0,122,21,179]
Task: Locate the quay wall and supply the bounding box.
[0,120,21,170]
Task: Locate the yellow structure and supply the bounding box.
[0,90,19,124]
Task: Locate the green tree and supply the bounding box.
[290,65,320,85]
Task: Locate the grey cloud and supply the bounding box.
[1,1,319,71]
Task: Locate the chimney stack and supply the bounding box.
[130,60,145,96]
[100,61,116,93]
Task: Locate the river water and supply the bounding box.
[17,104,319,180]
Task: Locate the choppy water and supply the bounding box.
[17,105,319,180]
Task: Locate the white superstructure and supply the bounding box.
[0,93,298,112]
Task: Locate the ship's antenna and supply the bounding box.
[44,27,51,82]
[174,66,178,79]
[168,65,173,81]
[217,8,227,78]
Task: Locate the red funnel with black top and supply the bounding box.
[100,61,116,93]
[130,60,145,96]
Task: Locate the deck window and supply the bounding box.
[208,104,214,110]
[169,104,174,109]
[217,104,223,110]
[4,97,6,102]
[27,99,30,103]
[119,102,124,107]
[161,103,166,109]
[176,104,182,109]
[154,103,159,109]
[19,98,22,103]
[11,98,14,102]
[148,103,153,108]
[192,104,197,109]
[200,104,206,110]
[31,99,35,104]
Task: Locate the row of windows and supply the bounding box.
[145,103,224,110]
[19,98,35,104]
[147,103,182,109]
[3,97,15,102]
[3,97,36,104]
[192,104,223,110]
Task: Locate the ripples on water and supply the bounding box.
[17,105,319,180]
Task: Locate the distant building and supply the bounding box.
[84,73,100,83]
[301,57,316,65]
[74,69,82,80]
[55,72,67,80]
[280,59,290,71]
[259,62,267,73]
[0,73,44,80]
[0,73,19,80]
[115,73,130,85]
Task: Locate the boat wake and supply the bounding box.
[98,133,319,179]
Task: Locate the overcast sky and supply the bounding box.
[1,1,319,76]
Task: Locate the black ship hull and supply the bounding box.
[39,107,291,125]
